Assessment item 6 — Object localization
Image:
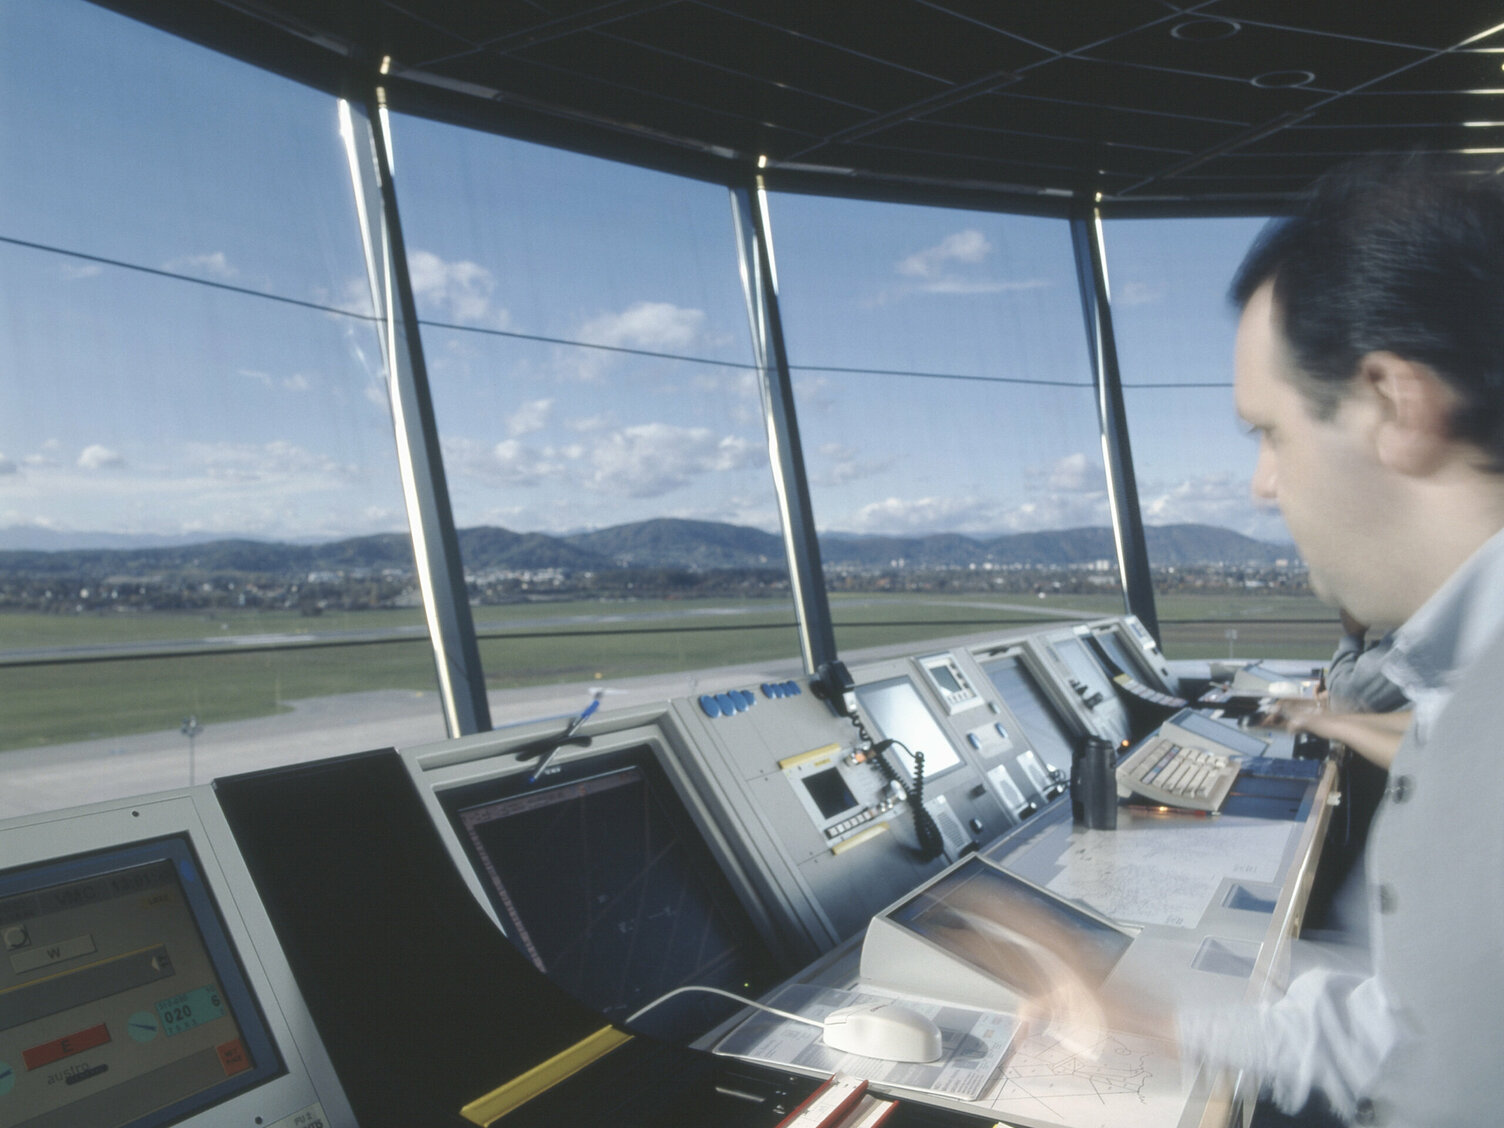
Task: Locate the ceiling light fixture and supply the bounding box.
[1170,18,1241,41]
[1251,70,1316,89]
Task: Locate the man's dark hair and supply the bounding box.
[1231,155,1504,467]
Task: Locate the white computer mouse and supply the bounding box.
[821,1001,943,1062]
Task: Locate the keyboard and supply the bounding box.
[1115,735,1240,811]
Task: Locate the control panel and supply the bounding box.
[0,791,353,1128]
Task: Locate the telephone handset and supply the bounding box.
[813,659,858,717]
[815,659,946,861]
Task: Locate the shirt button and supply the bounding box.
[1386,775,1413,803]
[1355,1097,1377,1124]
[1377,884,1398,914]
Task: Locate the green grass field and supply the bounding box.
[0,592,1342,751]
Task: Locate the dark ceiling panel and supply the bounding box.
[932,91,1233,157]
[1359,49,1504,94]
[1210,1,1504,52]
[85,0,1504,209]
[1082,17,1426,95]
[916,0,1186,55]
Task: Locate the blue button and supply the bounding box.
[715,693,736,715]
[786,681,802,696]
[699,695,720,717]
[761,682,775,698]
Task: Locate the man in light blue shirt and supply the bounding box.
[1176,159,1504,1125]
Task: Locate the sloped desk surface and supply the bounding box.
[710,752,1338,1128]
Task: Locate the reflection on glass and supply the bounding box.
[766,193,1106,650]
[1104,218,1334,659]
[385,113,801,693]
[0,2,417,808]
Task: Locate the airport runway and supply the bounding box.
[0,655,812,819]
[0,617,1088,819]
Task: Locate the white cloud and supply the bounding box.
[812,442,882,487]
[163,252,238,280]
[898,229,992,279]
[849,495,999,535]
[918,277,1048,295]
[578,302,705,351]
[183,440,354,482]
[565,412,616,433]
[407,249,511,329]
[77,444,124,470]
[1040,451,1101,492]
[60,262,103,281]
[886,228,1049,299]
[1114,280,1164,307]
[506,398,553,437]
[1139,471,1289,540]
[987,451,1110,531]
[239,369,311,393]
[587,423,759,498]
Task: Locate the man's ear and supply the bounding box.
[1361,351,1458,476]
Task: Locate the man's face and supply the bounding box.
[1234,282,1393,623]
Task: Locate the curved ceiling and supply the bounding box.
[95,0,1504,211]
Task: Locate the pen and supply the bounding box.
[529,697,600,782]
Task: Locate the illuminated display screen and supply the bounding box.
[854,677,963,778]
[442,745,778,1040]
[928,665,962,693]
[0,838,281,1128]
[887,857,1132,995]
[980,655,1076,772]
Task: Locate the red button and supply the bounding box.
[23,1023,111,1070]
[217,1038,251,1076]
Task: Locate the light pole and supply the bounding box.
[181,715,203,786]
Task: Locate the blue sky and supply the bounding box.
[0,1,1288,551]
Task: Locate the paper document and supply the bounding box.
[1042,819,1295,928]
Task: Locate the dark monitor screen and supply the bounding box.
[1048,634,1133,742]
[980,654,1077,773]
[802,767,859,820]
[0,837,282,1128]
[1093,629,1151,684]
[853,677,963,778]
[887,857,1132,995]
[440,745,779,1040]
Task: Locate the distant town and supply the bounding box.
[0,518,1308,615]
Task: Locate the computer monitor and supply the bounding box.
[852,676,964,779]
[438,744,780,1041]
[0,836,284,1128]
[1092,626,1159,688]
[978,652,1077,774]
[860,856,1133,1012]
[1039,631,1134,744]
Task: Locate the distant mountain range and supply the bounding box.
[0,519,1295,576]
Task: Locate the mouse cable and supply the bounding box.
[626,985,823,1030]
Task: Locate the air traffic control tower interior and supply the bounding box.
[3,3,1500,1127]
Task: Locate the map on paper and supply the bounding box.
[1041,820,1295,928]
[983,1023,1192,1128]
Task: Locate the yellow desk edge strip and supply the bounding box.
[778,743,843,770]
[461,1026,633,1126]
[830,821,888,855]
